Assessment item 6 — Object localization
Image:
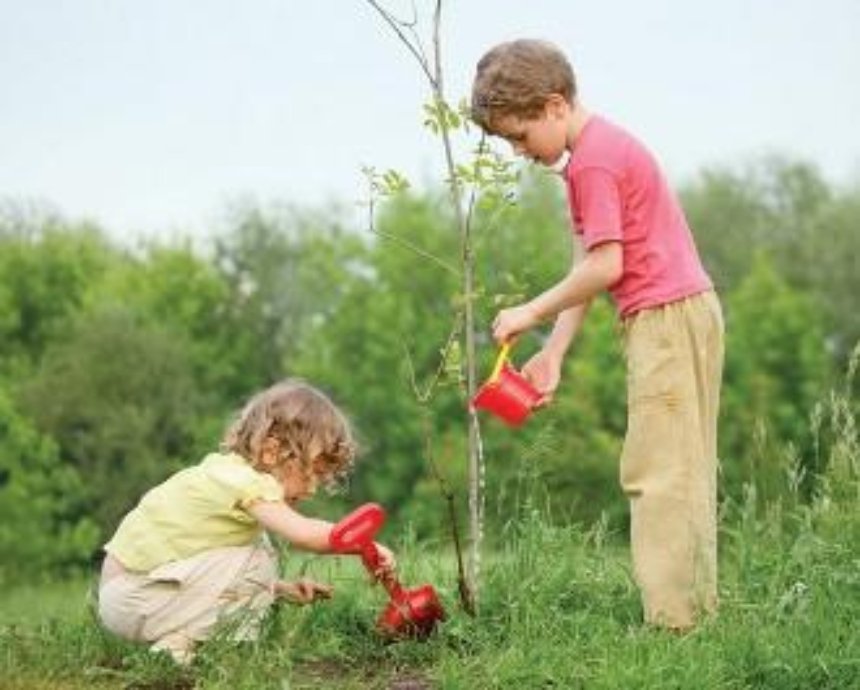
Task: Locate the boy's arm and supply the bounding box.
[519,301,591,402]
[493,241,621,343]
[530,241,621,320]
[542,232,594,360]
[544,300,591,361]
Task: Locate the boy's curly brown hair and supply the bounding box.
[471,39,576,135]
[221,379,357,492]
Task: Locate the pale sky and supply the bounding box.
[1,0,858,240]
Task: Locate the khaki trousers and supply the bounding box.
[620,290,724,629]
[98,542,277,662]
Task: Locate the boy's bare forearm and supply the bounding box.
[545,301,592,360]
[529,242,621,322]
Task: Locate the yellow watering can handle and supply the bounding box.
[489,341,513,383]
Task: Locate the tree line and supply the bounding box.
[1,156,857,583]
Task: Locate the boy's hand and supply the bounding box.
[492,303,540,344]
[275,578,333,605]
[521,350,563,407]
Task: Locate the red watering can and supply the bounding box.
[471,341,542,426]
[329,503,445,639]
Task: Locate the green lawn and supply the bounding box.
[2,498,858,690]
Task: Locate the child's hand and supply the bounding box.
[274,578,333,605]
[373,542,397,581]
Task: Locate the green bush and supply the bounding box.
[0,390,98,584]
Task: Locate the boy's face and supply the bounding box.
[492,96,569,168]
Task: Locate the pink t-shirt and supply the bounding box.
[564,116,712,317]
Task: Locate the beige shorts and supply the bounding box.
[98,542,277,662]
[620,290,724,629]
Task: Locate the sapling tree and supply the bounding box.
[362,0,519,610]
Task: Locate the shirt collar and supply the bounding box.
[548,148,571,175]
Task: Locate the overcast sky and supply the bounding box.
[2,0,858,240]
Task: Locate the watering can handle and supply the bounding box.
[361,542,403,597]
[361,542,383,572]
[329,503,385,553]
[489,341,513,383]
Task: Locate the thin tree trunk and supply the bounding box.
[429,0,482,611]
[365,0,483,610]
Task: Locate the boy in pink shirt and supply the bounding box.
[472,39,724,630]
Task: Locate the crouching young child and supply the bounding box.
[98,379,395,663]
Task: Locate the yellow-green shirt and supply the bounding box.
[105,452,283,572]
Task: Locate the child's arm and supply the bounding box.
[492,242,621,343]
[246,500,396,570]
[247,500,335,553]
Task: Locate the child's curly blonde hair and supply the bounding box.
[471,39,576,135]
[221,379,357,492]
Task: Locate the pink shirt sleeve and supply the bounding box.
[571,166,623,250]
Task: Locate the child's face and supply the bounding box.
[276,457,323,505]
[492,96,569,168]
[259,437,328,504]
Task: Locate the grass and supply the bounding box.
[2,491,858,690]
[4,358,859,689]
